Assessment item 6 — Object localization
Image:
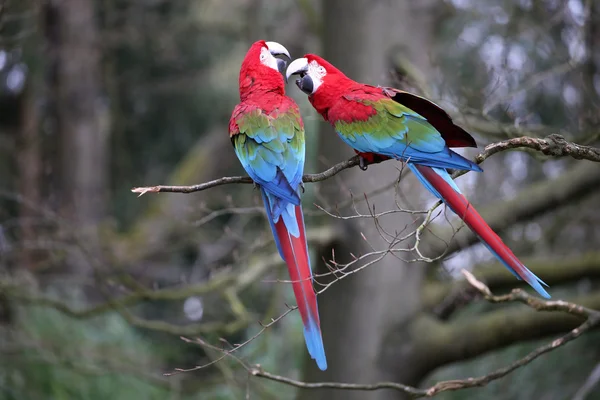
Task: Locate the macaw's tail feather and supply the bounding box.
[261,190,328,371]
[408,164,550,298]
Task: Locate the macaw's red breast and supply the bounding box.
[229,94,300,138]
[309,85,381,123]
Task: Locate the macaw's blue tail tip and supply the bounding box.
[303,321,327,371]
[530,278,551,299]
[479,242,551,299]
[506,261,551,299]
[502,263,551,299]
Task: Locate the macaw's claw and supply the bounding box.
[359,156,369,171]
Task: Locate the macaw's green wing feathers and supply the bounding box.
[230,104,305,206]
[331,95,480,171]
[379,87,477,148]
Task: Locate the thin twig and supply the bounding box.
[165,307,296,375]
[572,362,600,400]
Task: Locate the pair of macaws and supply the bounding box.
[229,40,549,371]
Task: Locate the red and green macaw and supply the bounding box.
[286,55,549,298]
[229,41,327,370]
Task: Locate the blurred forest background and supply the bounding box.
[0,0,599,399]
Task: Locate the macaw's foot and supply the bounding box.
[355,151,390,171]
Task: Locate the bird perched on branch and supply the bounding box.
[287,54,549,299]
[229,41,327,370]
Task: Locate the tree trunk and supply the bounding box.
[53,0,108,227]
[49,0,109,274]
[17,2,43,271]
[298,1,436,399]
[17,79,42,271]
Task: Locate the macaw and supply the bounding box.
[229,41,327,370]
[286,55,550,298]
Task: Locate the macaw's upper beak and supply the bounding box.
[286,58,308,81]
[265,41,291,82]
[265,41,291,60]
[286,58,313,94]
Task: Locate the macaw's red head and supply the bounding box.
[238,40,291,100]
[285,54,353,97]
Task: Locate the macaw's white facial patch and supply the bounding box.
[260,47,279,71]
[307,60,326,92]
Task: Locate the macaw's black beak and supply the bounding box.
[296,74,314,95]
[277,58,288,81]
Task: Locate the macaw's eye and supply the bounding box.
[317,66,326,75]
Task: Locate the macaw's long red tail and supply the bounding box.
[409,164,550,298]
[261,190,327,370]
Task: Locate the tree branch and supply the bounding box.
[246,271,600,397]
[417,271,600,374]
[423,252,600,310]
[131,156,361,196]
[471,134,600,167]
[131,135,600,196]
[432,159,600,256]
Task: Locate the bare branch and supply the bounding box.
[131,156,361,196]
[131,176,254,196]
[433,159,600,256]
[475,134,600,164]
[248,367,424,395]
[131,135,599,197]
[246,271,600,398]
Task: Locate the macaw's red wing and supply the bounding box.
[381,87,477,149]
